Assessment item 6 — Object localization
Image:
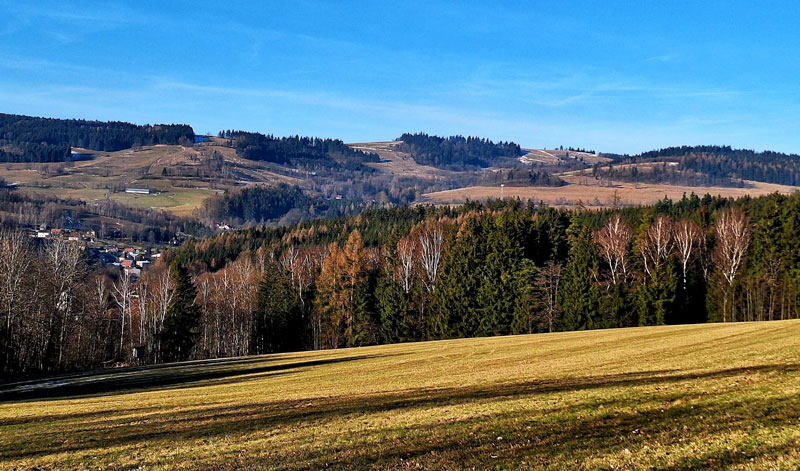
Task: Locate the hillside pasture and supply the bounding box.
[521,148,612,165]
[0,141,301,216]
[353,141,461,182]
[2,321,800,470]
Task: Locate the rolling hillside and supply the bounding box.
[3,127,800,223]
[0,138,303,216]
[421,176,800,207]
[3,321,800,470]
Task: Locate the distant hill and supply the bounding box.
[0,112,195,163]
[599,145,800,186]
[219,130,379,171]
[398,132,521,169]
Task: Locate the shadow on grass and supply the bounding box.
[0,353,394,403]
[3,362,799,469]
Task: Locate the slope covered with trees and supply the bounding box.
[598,145,800,186]
[478,168,566,186]
[0,113,195,162]
[7,191,800,376]
[398,132,522,169]
[219,130,379,170]
[198,184,372,226]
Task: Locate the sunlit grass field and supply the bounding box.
[2,321,800,470]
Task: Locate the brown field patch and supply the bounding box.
[422,177,800,207]
[351,141,458,181]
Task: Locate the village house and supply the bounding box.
[125,188,151,195]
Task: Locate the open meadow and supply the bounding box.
[2,321,800,470]
[422,177,800,208]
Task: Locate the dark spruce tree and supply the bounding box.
[160,259,200,362]
[558,222,600,331]
[251,264,301,354]
[376,278,412,344]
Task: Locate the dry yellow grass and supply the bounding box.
[2,321,800,470]
[422,177,800,207]
[353,141,459,182]
[521,148,612,165]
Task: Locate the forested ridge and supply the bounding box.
[6,191,800,376]
[399,132,522,169]
[198,184,375,226]
[0,113,195,163]
[599,145,800,186]
[479,168,566,186]
[219,130,379,170]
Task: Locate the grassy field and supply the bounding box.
[0,140,299,216]
[113,188,224,216]
[2,322,800,470]
[422,177,800,207]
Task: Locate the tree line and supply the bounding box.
[398,133,522,169]
[5,192,800,376]
[197,184,376,227]
[601,145,800,186]
[479,168,566,186]
[218,130,379,170]
[0,113,195,163]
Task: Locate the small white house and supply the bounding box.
[125,188,151,195]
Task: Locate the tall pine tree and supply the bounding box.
[160,259,199,362]
[558,222,600,331]
[251,263,301,354]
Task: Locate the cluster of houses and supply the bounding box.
[34,226,96,242]
[109,246,161,278]
[31,225,162,280]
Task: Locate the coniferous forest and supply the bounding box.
[0,113,195,162]
[599,145,800,186]
[4,191,800,376]
[399,132,522,169]
[219,130,380,170]
[198,184,370,226]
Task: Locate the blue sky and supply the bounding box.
[0,1,799,154]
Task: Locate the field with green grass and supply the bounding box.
[2,321,800,470]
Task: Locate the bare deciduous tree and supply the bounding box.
[418,221,444,293]
[713,208,751,322]
[396,235,417,293]
[536,261,563,333]
[674,219,703,289]
[46,239,83,368]
[594,214,632,286]
[639,215,675,280]
[0,230,31,372]
[112,270,134,359]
